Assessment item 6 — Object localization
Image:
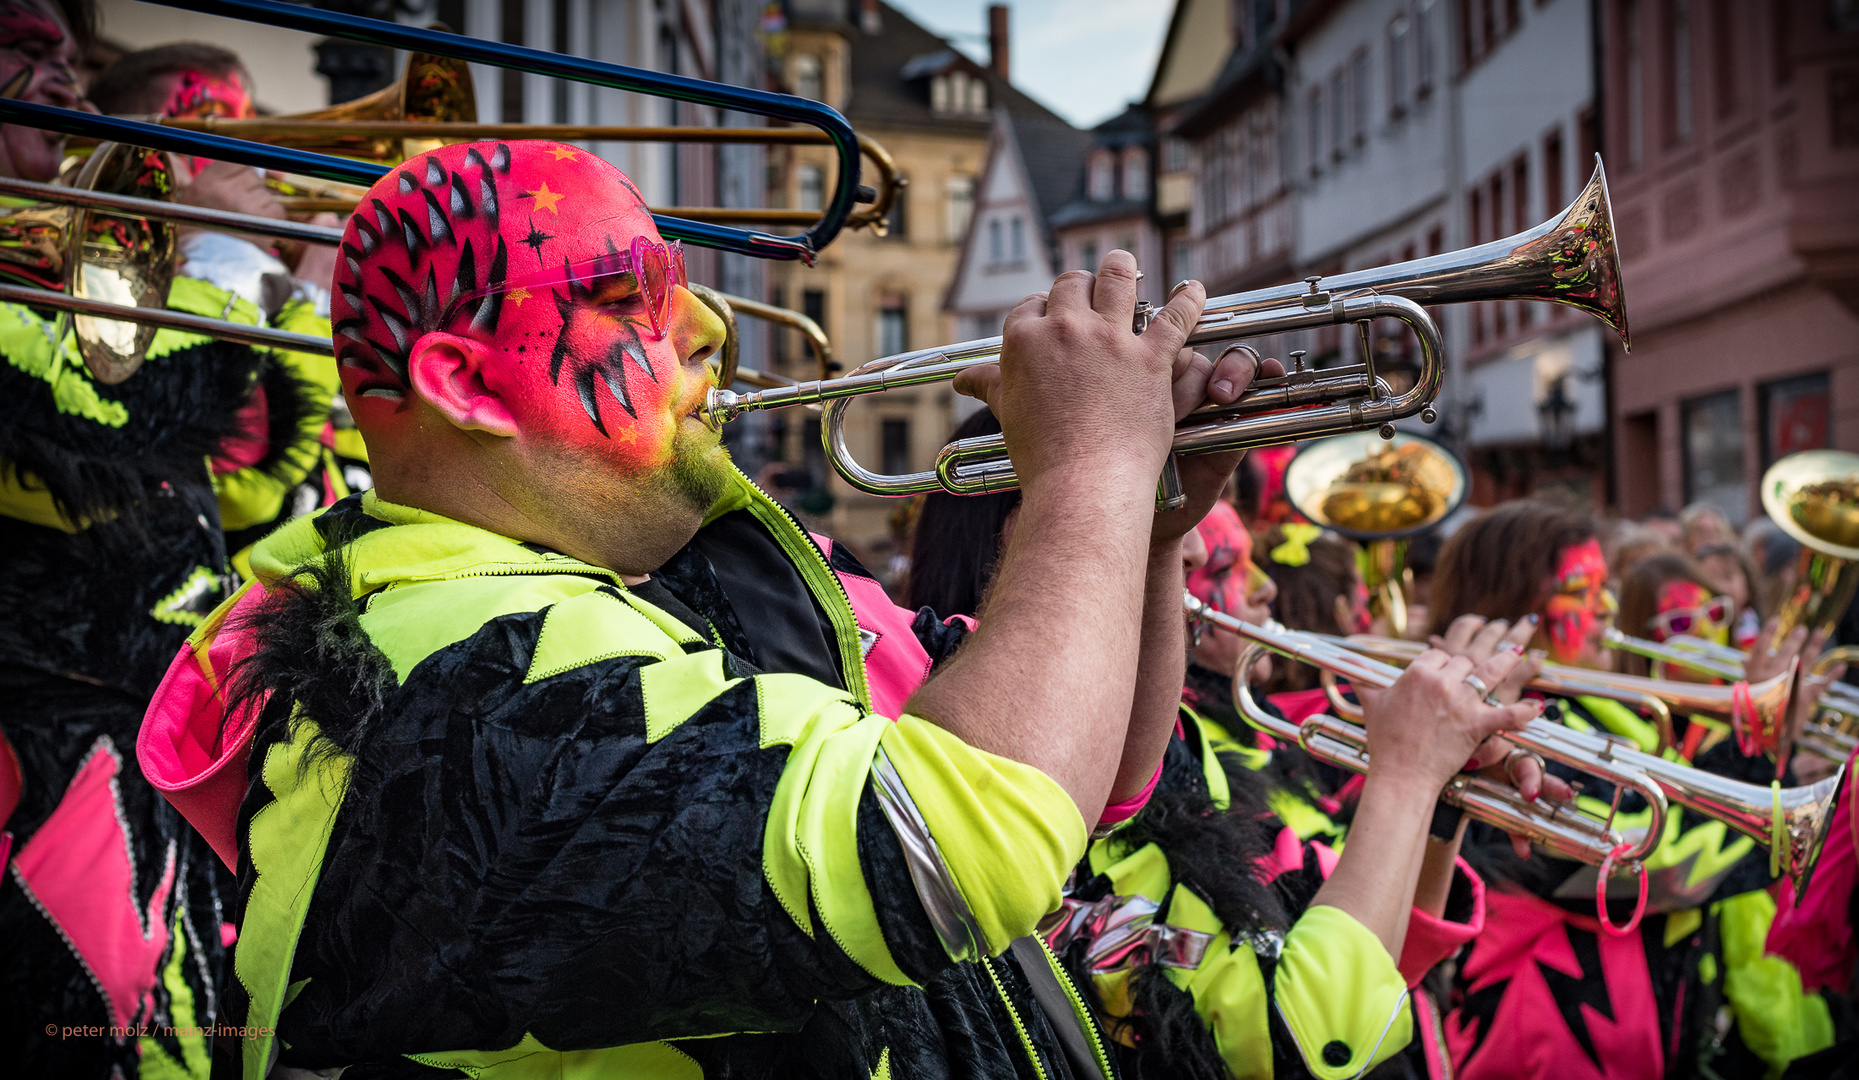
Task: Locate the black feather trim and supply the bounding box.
[222,529,398,772]
[0,336,265,535]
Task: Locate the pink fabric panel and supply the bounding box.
[1096,757,1164,827]
[1270,685,1341,726]
[1398,856,1486,987]
[11,739,176,1030]
[1446,888,1664,1080]
[810,533,937,721]
[1766,748,1856,993]
[1414,989,1452,1080]
[137,586,269,871]
[211,384,271,475]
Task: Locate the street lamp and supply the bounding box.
[1537,373,1577,455]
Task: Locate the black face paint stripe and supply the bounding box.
[492,143,511,172]
[618,329,654,382]
[425,156,445,186]
[379,267,423,326]
[421,188,451,244]
[547,288,575,384]
[447,238,477,314]
[597,364,637,420]
[398,170,418,194]
[573,365,609,435]
[394,207,428,257]
[449,173,471,217]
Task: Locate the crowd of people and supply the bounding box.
[0,1,1854,1078]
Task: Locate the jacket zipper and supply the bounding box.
[730,467,872,709]
[1039,937,1115,1080]
[982,954,1049,1080]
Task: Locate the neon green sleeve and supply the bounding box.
[1274,904,1413,1079]
[1719,890,1834,1074]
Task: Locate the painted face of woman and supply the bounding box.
[1542,538,1614,665]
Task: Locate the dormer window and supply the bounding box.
[1087,150,1115,201]
[931,68,988,115]
[1121,148,1149,200]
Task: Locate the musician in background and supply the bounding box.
[0,2,279,1076]
[139,141,1298,1077]
[89,42,362,572]
[1431,501,1836,1079]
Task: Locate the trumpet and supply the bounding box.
[704,157,1627,499]
[1184,593,1847,908]
[1322,631,1796,757]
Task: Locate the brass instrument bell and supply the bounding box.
[1762,450,1859,645]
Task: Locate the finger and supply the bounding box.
[1512,832,1533,860]
[1205,345,1261,406]
[1469,646,1528,697]
[1001,292,1050,336]
[1441,614,1488,656]
[1463,618,1513,664]
[1140,279,1206,357]
[1538,774,1574,803]
[1257,356,1286,379]
[1091,249,1139,322]
[1170,349,1214,421]
[1047,269,1096,314]
[951,364,1003,411]
[1408,647,1452,672]
[1494,649,1543,703]
[1509,754,1543,801]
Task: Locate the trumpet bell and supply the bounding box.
[1762,450,1859,642]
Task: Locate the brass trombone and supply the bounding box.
[689,285,835,394]
[704,158,1628,499]
[1184,593,1846,902]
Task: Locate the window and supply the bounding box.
[946,175,975,241]
[931,73,950,112]
[1426,225,1443,256]
[1009,216,1025,262]
[1088,151,1116,200]
[1682,389,1746,523]
[932,70,988,115]
[1625,0,1645,166]
[881,418,911,477]
[1117,234,1136,256]
[802,289,825,332]
[988,219,1003,264]
[1163,136,1189,172]
[797,164,823,211]
[968,76,988,113]
[1329,68,1346,158]
[1468,186,1484,246]
[1171,238,1191,283]
[1761,372,1831,464]
[1666,0,1693,144]
[885,176,908,239]
[1350,50,1370,143]
[1543,127,1565,215]
[1711,0,1737,118]
[1416,0,1438,93]
[1389,14,1411,115]
[1079,240,1097,271]
[1306,85,1324,173]
[1511,154,1529,234]
[1121,148,1149,200]
[878,301,908,356]
[792,54,823,102]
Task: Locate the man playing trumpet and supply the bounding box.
[142,141,1544,1077]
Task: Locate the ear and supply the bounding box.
[408,333,519,438]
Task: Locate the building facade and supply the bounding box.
[1603,0,1859,524]
[764,0,1072,568]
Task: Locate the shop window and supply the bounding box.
[1682,389,1746,522]
[1761,372,1831,464]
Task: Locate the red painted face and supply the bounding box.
[1189,501,1264,620]
[331,141,724,481]
[157,68,257,177]
[0,1,81,183]
[1543,538,1614,664]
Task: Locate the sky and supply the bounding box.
[884,0,1176,129]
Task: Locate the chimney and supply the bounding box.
[988,4,1010,81]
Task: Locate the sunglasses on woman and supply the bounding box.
[1647,595,1732,640]
[448,235,688,340]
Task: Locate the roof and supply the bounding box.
[795,1,1074,137]
[1009,110,1094,236]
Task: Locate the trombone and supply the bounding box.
[1184,593,1847,908]
[0,0,867,263]
[704,157,1629,499]
[689,285,835,395]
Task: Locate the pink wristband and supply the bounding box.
[1097,756,1165,827]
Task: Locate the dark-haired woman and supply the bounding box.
[908,427,1573,1079]
[1429,502,1836,1078]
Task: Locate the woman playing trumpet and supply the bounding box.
[1428,502,1836,1080]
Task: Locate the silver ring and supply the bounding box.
[1462,673,1490,698]
[1484,692,1504,708]
[1504,749,1547,787]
